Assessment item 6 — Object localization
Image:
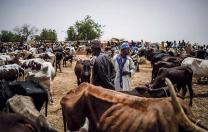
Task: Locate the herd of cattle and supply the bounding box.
[0,43,208,132]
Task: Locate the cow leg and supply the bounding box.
[56,63,58,72]
[197,78,201,84]
[181,85,187,97]
[137,63,140,72]
[62,60,64,67]
[70,56,73,64]
[176,84,181,93]
[87,77,90,83]
[59,64,62,72]
[77,76,81,85]
[62,108,67,132]
[63,59,66,67]
[151,69,154,81]
[187,83,193,106]
[49,80,54,104]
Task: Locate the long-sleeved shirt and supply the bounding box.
[91,54,115,90]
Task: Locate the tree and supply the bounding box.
[66,26,77,41]
[66,15,104,41]
[39,28,57,42]
[0,30,22,42]
[14,24,38,42]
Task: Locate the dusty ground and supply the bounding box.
[46,55,208,132]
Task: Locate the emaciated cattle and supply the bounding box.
[60,78,207,132]
[74,59,91,85]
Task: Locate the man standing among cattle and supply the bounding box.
[113,42,135,91]
[91,40,115,89]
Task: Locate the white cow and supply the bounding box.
[0,55,12,65]
[35,52,56,66]
[181,57,208,80]
[20,58,56,103]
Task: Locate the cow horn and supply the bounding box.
[165,78,207,132]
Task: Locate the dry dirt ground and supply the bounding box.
[46,55,208,132]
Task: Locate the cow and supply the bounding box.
[63,52,73,67]
[20,58,55,103]
[0,64,24,81]
[6,95,57,132]
[0,54,13,65]
[0,81,48,116]
[0,112,40,132]
[74,59,91,85]
[144,49,179,67]
[145,49,170,66]
[152,61,180,81]
[20,58,45,73]
[151,66,193,106]
[131,53,140,72]
[60,79,207,132]
[86,47,92,56]
[55,51,63,72]
[121,86,185,99]
[35,52,55,66]
[182,57,208,83]
[18,50,33,59]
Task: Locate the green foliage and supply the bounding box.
[66,15,104,41]
[14,24,38,42]
[39,28,57,42]
[66,26,77,41]
[0,30,22,42]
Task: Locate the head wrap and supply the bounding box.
[120,42,129,50]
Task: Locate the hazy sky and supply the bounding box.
[0,0,208,44]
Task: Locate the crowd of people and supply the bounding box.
[1,39,207,92]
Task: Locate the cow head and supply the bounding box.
[150,68,167,89]
[82,60,91,77]
[36,115,57,132]
[61,84,88,131]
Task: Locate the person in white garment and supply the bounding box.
[113,42,135,91]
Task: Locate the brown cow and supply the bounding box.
[74,59,91,85]
[60,78,207,132]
